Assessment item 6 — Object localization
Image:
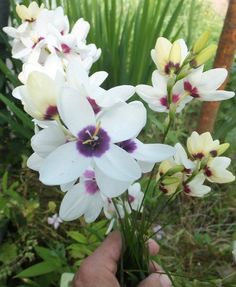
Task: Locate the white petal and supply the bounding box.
[58,87,96,136]
[177,39,188,64]
[174,143,195,169]
[59,183,88,221]
[60,180,77,192]
[12,86,24,100]
[89,71,108,87]
[132,139,175,163]
[99,101,146,143]
[27,153,43,171]
[100,85,135,107]
[199,68,227,90]
[31,125,66,157]
[199,90,235,101]
[84,193,104,223]
[39,142,90,185]
[151,70,168,93]
[136,85,163,105]
[66,59,89,89]
[94,144,141,182]
[138,161,155,173]
[95,166,131,197]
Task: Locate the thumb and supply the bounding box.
[86,231,122,274]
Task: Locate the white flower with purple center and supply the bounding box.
[183,173,211,197]
[59,169,106,222]
[66,59,135,112]
[182,66,235,101]
[136,70,192,113]
[39,87,147,196]
[151,37,188,76]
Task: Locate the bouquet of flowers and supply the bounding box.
[4,2,235,286]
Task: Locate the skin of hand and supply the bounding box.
[73,231,172,287]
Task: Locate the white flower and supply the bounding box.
[39,89,146,196]
[66,59,134,110]
[136,70,192,113]
[18,54,64,84]
[13,70,64,120]
[151,37,188,75]
[47,213,63,229]
[187,131,221,160]
[125,183,144,212]
[27,122,67,171]
[204,157,235,183]
[59,169,105,222]
[183,173,211,197]
[182,66,235,101]
[174,143,195,171]
[16,2,44,22]
[48,18,101,68]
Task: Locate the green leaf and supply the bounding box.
[67,231,87,244]
[35,246,62,266]
[0,243,17,263]
[60,273,74,287]
[15,261,59,278]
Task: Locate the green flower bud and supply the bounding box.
[165,165,185,176]
[48,201,56,212]
[191,44,217,67]
[162,176,181,185]
[193,31,210,54]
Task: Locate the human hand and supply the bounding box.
[73,231,172,287]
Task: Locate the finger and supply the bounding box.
[137,273,172,287]
[137,273,163,287]
[85,231,122,274]
[149,260,162,273]
[147,239,159,256]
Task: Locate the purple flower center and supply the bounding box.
[173,94,180,103]
[204,166,212,177]
[210,150,217,157]
[61,43,71,54]
[184,81,199,98]
[117,139,137,153]
[87,97,101,114]
[160,94,180,108]
[164,61,180,75]
[128,194,135,203]
[184,185,191,193]
[77,125,110,157]
[83,170,99,194]
[192,152,204,160]
[160,97,168,108]
[44,105,58,120]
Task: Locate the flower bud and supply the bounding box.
[192,31,210,54]
[165,165,185,176]
[191,44,217,67]
[162,176,181,185]
[48,201,56,212]
[217,143,229,156]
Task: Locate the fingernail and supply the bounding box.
[160,274,172,287]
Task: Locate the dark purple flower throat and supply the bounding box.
[77,125,110,157]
